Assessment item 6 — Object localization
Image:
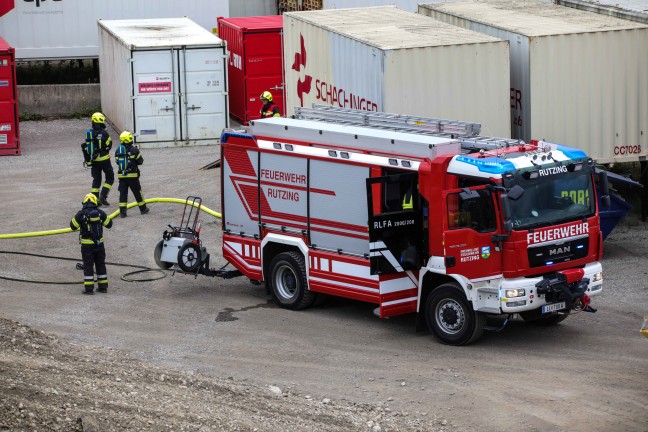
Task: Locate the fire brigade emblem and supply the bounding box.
[292,33,313,107]
[481,246,491,259]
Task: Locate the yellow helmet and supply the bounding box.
[260,91,273,103]
[91,112,105,124]
[83,193,98,205]
[120,131,134,144]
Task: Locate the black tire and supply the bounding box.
[520,308,570,326]
[425,284,486,346]
[268,251,316,310]
[154,240,173,270]
[177,242,201,273]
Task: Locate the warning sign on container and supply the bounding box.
[138,76,172,94]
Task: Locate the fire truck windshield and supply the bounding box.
[506,164,596,230]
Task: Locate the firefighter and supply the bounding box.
[260,91,281,118]
[82,112,114,206]
[70,193,113,295]
[115,131,149,218]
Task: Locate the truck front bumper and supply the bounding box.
[499,262,602,314]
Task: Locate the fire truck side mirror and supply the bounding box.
[598,170,611,209]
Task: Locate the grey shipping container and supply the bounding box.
[419,1,648,164]
[284,6,512,138]
[98,18,229,149]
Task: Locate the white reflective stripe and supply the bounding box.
[380,249,403,272]
[97,274,107,279]
[309,276,378,293]
[224,240,243,255]
[330,260,376,279]
[469,274,503,283]
[369,241,387,250]
[223,243,261,271]
[84,276,94,280]
[382,296,417,307]
[380,276,417,294]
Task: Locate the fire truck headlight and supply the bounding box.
[592,272,603,282]
[505,289,526,298]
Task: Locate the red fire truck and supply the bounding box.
[217,105,607,345]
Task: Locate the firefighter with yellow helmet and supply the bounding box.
[114,131,149,218]
[81,112,114,206]
[70,193,113,294]
[260,91,281,118]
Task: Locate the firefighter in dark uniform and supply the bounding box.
[70,193,113,294]
[260,91,281,118]
[115,131,149,218]
[82,112,114,206]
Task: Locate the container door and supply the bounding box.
[131,49,179,145]
[243,31,284,124]
[178,47,228,143]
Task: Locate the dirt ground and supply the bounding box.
[0,119,647,432]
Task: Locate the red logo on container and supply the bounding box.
[292,34,312,107]
[0,0,15,17]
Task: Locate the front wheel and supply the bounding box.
[268,251,316,310]
[425,284,486,346]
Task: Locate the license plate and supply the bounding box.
[542,302,566,314]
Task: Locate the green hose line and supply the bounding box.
[0,197,222,239]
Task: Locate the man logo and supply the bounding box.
[291,34,312,107]
[549,246,571,256]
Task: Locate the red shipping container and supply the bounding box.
[217,15,284,125]
[0,35,20,156]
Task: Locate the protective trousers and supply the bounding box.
[91,159,114,201]
[118,177,147,216]
[81,244,107,293]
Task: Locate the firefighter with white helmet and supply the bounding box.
[70,193,113,294]
[114,131,149,218]
[260,91,280,118]
[81,112,114,206]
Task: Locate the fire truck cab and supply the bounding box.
[220,106,605,345]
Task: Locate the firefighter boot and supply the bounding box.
[82,287,94,295]
[140,205,150,215]
[99,194,110,206]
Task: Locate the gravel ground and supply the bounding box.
[0,118,647,432]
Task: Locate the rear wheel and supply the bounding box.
[425,284,486,346]
[268,251,316,310]
[177,242,201,273]
[520,308,570,326]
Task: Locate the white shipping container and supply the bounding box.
[0,0,229,60]
[283,6,512,138]
[98,18,228,149]
[419,1,648,164]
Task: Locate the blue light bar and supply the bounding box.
[555,145,587,160]
[221,131,254,143]
[455,155,516,174]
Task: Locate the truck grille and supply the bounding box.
[527,236,589,268]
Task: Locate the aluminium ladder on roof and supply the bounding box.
[294,105,523,152]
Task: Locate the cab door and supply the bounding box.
[442,186,503,279]
[366,173,421,275]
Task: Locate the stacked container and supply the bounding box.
[0,36,19,156]
[98,17,228,148]
[283,6,512,138]
[419,1,648,164]
[217,15,284,125]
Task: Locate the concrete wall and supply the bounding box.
[18,84,100,117]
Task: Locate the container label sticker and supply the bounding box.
[0,124,11,131]
[1,60,6,66]
[139,129,156,135]
[138,76,172,94]
[0,81,8,87]
[0,134,6,145]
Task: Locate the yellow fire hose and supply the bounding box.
[0,197,222,239]
[0,198,222,285]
